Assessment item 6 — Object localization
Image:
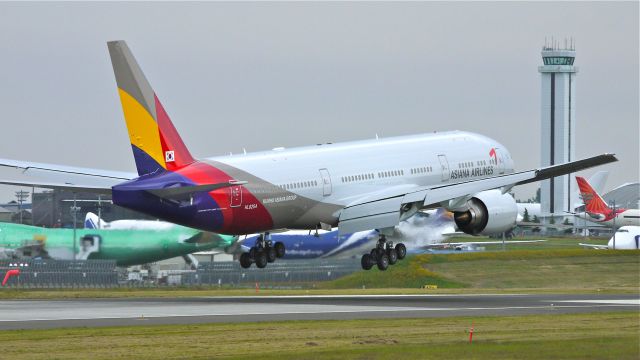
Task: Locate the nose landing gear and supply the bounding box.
[239,233,286,269]
[361,235,407,271]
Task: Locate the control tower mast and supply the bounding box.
[539,38,578,220]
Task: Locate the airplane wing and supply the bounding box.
[339,153,617,233]
[0,158,136,193]
[578,243,609,250]
[0,179,113,194]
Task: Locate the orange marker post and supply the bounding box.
[469,322,474,343]
[2,269,20,286]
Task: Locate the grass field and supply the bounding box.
[324,249,640,291]
[0,312,637,359]
[1,248,639,299]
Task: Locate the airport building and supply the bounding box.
[31,190,154,228]
[539,40,578,220]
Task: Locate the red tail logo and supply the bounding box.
[489,148,497,164]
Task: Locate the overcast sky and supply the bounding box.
[0,2,637,203]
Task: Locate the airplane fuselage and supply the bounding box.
[577,208,640,228]
[113,131,515,235]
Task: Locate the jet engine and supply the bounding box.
[453,190,517,236]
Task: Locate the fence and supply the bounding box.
[0,259,119,288]
[181,259,361,287]
[0,258,361,289]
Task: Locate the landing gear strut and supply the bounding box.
[239,233,286,269]
[361,235,407,271]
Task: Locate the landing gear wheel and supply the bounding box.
[377,254,389,271]
[370,248,381,260]
[395,243,407,260]
[266,247,277,263]
[249,247,257,259]
[274,242,286,258]
[239,253,252,269]
[361,254,374,270]
[387,248,398,265]
[255,251,268,268]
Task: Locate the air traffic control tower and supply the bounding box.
[539,40,578,219]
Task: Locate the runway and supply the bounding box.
[0,293,637,330]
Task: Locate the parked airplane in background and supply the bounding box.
[579,226,640,250]
[575,177,640,228]
[85,212,181,231]
[516,171,609,223]
[84,212,237,267]
[236,209,456,263]
[419,239,546,252]
[0,41,617,271]
[0,221,233,266]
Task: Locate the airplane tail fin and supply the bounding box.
[84,212,109,229]
[576,176,610,214]
[107,41,195,177]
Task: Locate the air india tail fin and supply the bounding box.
[107,41,194,176]
[576,176,610,214]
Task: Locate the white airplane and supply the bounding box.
[580,226,640,250]
[84,212,175,231]
[0,40,617,272]
[574,176,640,228]
[422,239,546,252]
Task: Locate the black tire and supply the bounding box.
[361,254,374,270]
[249,246,257,259]
[239,253,252,269]
[255,251,268,268]
[395,243,407,260]
[370,248,379,260]
[387,248,398,265]
[274,242,286,258]
[377,254,389,271]
[266,247,277,263]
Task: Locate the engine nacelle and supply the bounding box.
[453,190,517,236]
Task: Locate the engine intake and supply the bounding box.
[453,190,517,236]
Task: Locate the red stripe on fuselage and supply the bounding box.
[177,161,274,234]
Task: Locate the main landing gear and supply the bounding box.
[360,235,406,271]
[239,234,286,269]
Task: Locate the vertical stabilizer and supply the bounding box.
[576,176,610,214]
[107,41,194,176]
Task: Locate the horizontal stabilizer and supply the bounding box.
[146,180,247,199]
[0,179,112,194]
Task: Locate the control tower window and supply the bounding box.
[543,57,574,66]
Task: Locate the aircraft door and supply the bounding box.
[230,185,242,208]
[438,155,450,181]
[495,148,506,175]
[319,168,332,196]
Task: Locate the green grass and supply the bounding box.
[2,246,638,299]
[0,312,638,359]
[324,249,640,291]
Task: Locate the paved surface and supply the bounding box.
[0,294,637,330]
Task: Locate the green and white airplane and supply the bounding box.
[0,221,236,267]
